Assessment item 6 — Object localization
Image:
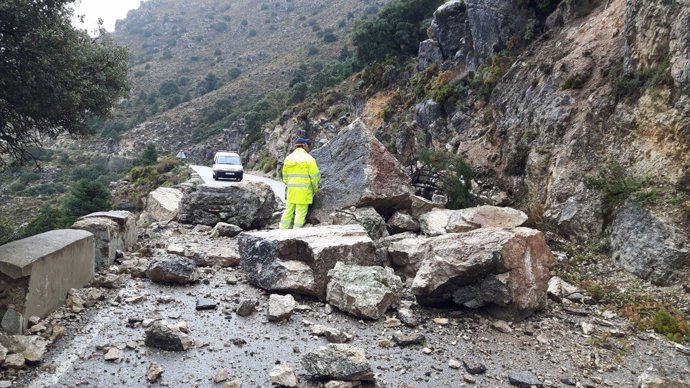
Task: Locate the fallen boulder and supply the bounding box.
[178,182,276,229]
[411,227,555,320]
[386,211,420,235]
[301,344,374,382]
[269,363,299,387]
[142,187,183,223]
[145,256,199,285]
[329,207,389,240]
[419,206,528,236]
[326,263,403,320]
[239,225,377,300]
[144,320,193,351]
[0,333,47,367]
[267,294,296,322]
[311,325,353,343]
[383,234,431,280]
[211,222,243,238]
[204,245,240,267]
[310,119,413,223]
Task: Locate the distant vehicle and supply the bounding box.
[212,151,243,181]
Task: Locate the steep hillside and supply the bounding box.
[103,0,392,157]
[0,0,391,239]
[259,0,690,284]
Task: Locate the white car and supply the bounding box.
[212,151,243,181]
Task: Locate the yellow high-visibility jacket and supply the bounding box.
[282,147,320,204]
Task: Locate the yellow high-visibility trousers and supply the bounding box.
[279,203,309,229]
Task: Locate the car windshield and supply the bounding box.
[217,155,241,165]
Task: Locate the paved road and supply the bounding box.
[190,165,285,202]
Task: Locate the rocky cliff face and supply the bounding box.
[262,0,689,284]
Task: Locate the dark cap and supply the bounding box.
[295,137,311,146]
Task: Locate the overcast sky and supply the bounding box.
[70,0,146,34]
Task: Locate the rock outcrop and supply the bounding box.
[422,0,529,70]
[178,182,276,229]
[239,225,378,300]
[310,119,413,223]
[610,201,689,286]
[411,227,555,320]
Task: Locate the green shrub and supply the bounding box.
[521,127,537,143]
[17,182,66,197]
[352,0,444,65]
[561,73,589,90]
[288,82,308,103]
[410,149,474,209]
[61,180,111,223]
[585,161,651,209]
[469,55,508,100]
[608,59,673,103]
[136,144,158,166]
[19,172,41,184]
[25,147,53,162]
[0,215,14,245]
[18,207,69,239]
[228,67,242,80]
[168,94,182,108]
[211,22,228,32]
[644,308,690,343]
[159,80,179,96]
[197,72,220,95]
[70,164,120,186]
[322,32,337,42]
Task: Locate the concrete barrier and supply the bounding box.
[72,210,138,271]
[0,230,95,334]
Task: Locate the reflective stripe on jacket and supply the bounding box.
[282,147,320,204]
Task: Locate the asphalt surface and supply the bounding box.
[8,226,690,388]
[190,165,285,202]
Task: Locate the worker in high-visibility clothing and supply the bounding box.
[280,137,320,229]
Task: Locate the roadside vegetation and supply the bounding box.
[0,145,189,245]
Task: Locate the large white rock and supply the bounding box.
[239,225,378,300]
[411,227,554,320]
[419,206,528,236]
[143,187,183,223]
